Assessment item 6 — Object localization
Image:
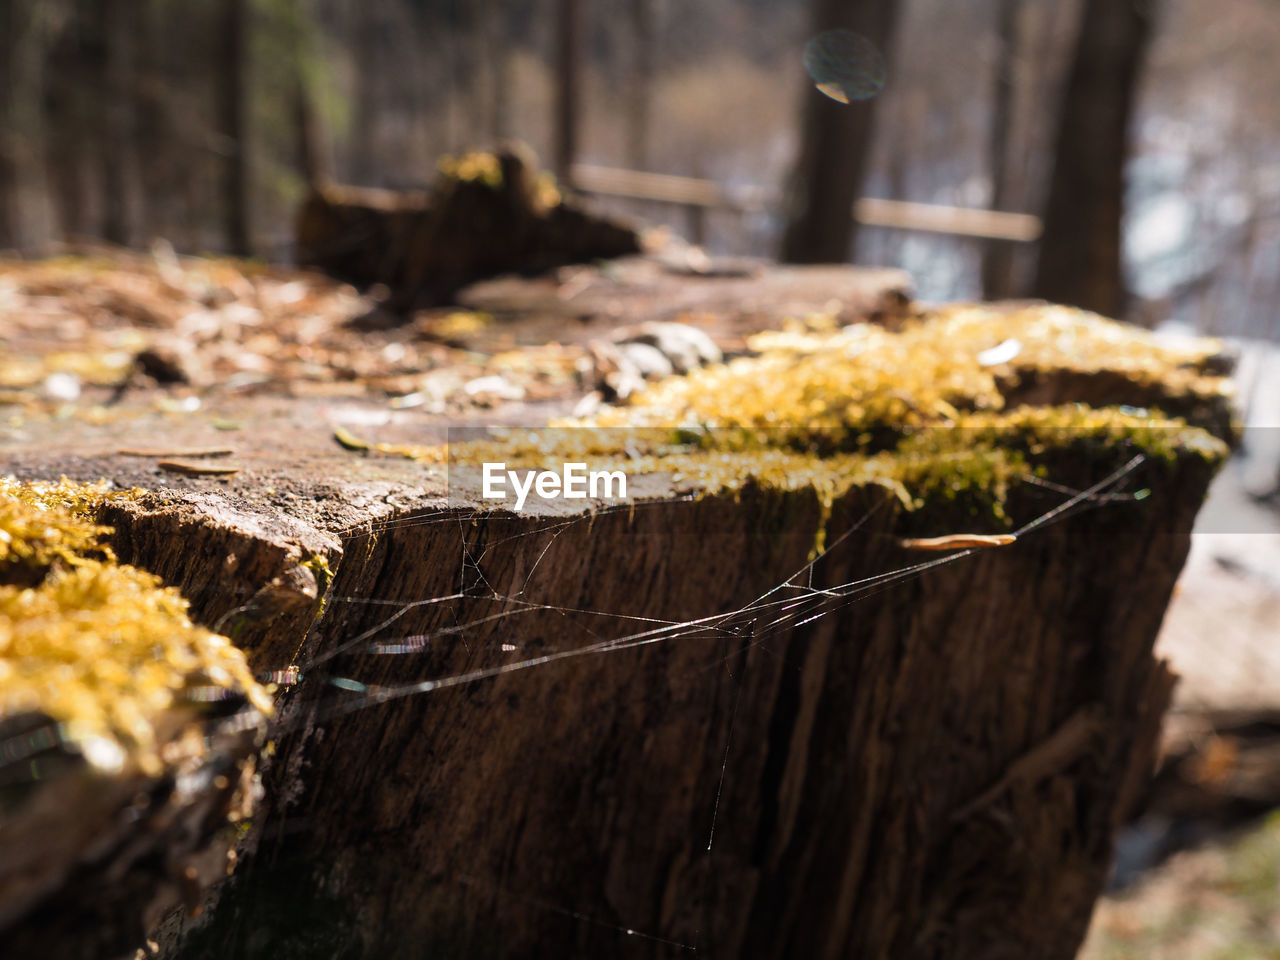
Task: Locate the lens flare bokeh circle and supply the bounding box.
[803,29,887,104]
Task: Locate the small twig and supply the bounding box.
[899,533,1017,551]
[119,447,236,458]
[157,460,241,477]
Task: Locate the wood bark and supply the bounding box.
[262,469,1203,960]
[779,0,901,264]
[4,420,1221,960]
[54,425,1210,960]
[1031,0,1160,318]
[0,712,265,960]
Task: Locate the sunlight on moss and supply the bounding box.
[586,319,1004,447]
[930,303,1227,387]
[0,478,272,776]
[0,477,122,580]
[435,149,561,208]
[440,306,1228,536]
[908,406,1228,466]
[579,305,1227,448]
[437,151,504,187]
[432,310,493,337]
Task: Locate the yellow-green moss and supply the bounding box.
[436,305,1229,554]
[579,305,1228,450]
[437,151,504,188]
[0,477,117,581]
[0,478,272,776]
[300,552,333,620]
[928,303,1226,389]
[910,405,1229,466]
[450,408,1220,517]
[584,320,1003,449]
[432,310,493,337]
[436,150,562,209]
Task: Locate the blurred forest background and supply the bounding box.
[0,0,1277,336]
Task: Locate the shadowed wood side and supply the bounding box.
[170,446,1214,960]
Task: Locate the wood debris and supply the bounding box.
[118,447,236,458]
[156,460,242,477]
[899,533,1018,551]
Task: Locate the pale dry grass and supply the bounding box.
[1080,814,1280,960]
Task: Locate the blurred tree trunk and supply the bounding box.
[626,0,656,171]
[554,0,583,180]
[294,76,327,190]
[44,5,91,241]
[780,0,901,264]
[351,0,383,183]
[136,0,168,240]
[291,0,328,188]
[1031,0,1159,318]
[218,0,251,255]
[99,0,141,245]
[0,0,21,247]
[0,0,54,250]
[982,0,1021,300]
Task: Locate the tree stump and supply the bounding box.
[0,254,1233,960]
[296,147,641,307]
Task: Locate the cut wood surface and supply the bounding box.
[0,251,1235,960]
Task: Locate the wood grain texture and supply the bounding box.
[164,449,1213,960]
